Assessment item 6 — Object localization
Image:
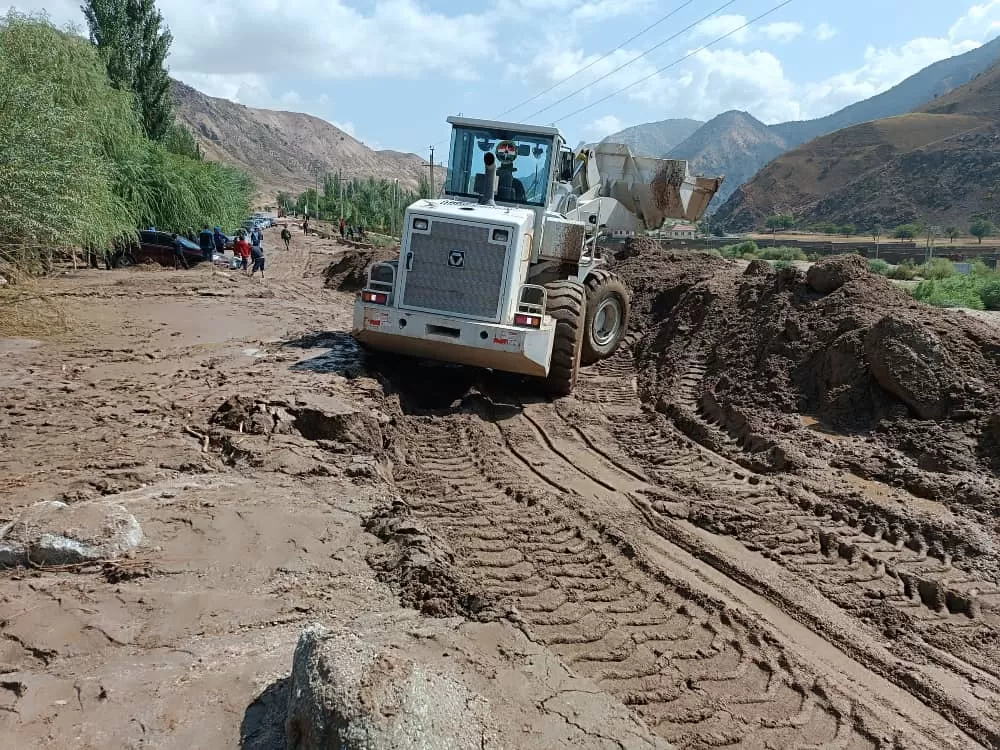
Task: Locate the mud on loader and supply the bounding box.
[352,116,723,395]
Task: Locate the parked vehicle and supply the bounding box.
[125,230,207,267]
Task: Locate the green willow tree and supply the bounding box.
[82,0,173,141]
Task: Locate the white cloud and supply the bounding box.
[584,115,626,140]
[759,21,803,43]
[814,23,837,41]
[692,14,750,44]
[572,0,652,22]
[948,0,1000,42]
[802,35,982,117]
[7,0,496,82]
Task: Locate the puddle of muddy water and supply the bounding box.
[286,333,368,375]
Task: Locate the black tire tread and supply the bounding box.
[581,271,630,365]
[541,280,585,396]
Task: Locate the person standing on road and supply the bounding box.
[172,233,189,270]
[213,227,226,256]
[281,224,291,251]
[250,231,266,281]
[199,225,214,261]
[339,217,346,238]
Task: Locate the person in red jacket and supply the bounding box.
[233,231,252,275]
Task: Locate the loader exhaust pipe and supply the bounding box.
[479,152,497,206]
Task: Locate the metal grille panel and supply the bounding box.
[402,221,509,319]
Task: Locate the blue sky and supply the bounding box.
[6,0,1000,161]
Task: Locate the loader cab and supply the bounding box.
[444,116,562,211]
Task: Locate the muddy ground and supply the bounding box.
[2,229,1000,749]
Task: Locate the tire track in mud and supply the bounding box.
[394,414,894,749]
[569,342,1000,746]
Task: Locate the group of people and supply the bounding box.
[170,222,295,279]
[232,226,267,279]
[338,217,366,242]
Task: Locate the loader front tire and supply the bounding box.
[581,270,630,365]
[541,280,585,396]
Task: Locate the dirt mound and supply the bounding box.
[620,252,1000,502]
[606,249,730,332]
[806,253,869,293]
[323,246,398,292]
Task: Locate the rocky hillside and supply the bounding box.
[171,80,443,203]
[712,62,1000,230]
[601,117,703,157]
[608,36,1000,213]
[664,111,789,207]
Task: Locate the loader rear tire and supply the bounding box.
[581,270,630,365]
[541,280,585,396]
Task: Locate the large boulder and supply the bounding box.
[0,500,143,567]
[806,253,869,294]
[863,315,953,419]
[286,624,489,750]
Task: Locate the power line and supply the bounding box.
[495,0,701,119]
[524,0,739,121]
[551,0,797,124]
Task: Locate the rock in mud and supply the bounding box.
[286,624,491,750]
[0,500,142,567]
[864,315,953,419]
[806,253,869,294]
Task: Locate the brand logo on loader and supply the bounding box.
[448,250,466,268]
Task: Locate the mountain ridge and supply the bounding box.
[171,79,441,205]
[604,36,1000,211]
[711,60,1000,231]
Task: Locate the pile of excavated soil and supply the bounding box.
[611,251,1000,504]
[323,246,398,292]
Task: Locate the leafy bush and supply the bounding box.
[868,258,890,275]
[756,246,807,261]
[887,259,918,280]
[920,257,955,279]
[911,276,985,310]
[971,259,993,276]
[806,252,820,262]
[720,240,758,259]
[772,260,793,271]
[979,279,1000,310]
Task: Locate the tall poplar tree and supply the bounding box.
[81,0,173,141]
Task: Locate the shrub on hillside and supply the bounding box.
[772,260,794,271]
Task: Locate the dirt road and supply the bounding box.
[2,228,998,748]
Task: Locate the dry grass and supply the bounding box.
[0,255,68,338]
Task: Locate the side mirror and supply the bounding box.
[588,215,597,225]
[559,152,574,182]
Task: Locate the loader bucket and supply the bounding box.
[589,143,724,227]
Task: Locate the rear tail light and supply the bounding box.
[362,291,388,304]
[514,313,541,328]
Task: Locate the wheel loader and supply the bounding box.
[352,116,724,394]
